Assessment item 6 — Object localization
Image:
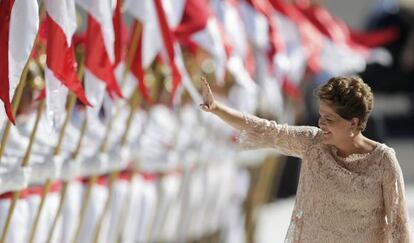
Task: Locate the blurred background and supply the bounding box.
[0,0,413,242]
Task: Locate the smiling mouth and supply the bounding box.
[322,130,331,135]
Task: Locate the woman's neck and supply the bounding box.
[334,134,376,158]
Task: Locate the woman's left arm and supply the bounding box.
[382,148,410,243]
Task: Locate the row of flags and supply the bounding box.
[0,156,250,243]
[0,100,253,242]
[0,0,399,126]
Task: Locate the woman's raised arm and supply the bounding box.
[199,77,246,130]
[199,77,320,158]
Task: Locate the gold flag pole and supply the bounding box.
[99,21,142,152]
[46,107,88,243]
[92,171,117,243]
[71,175,97,243]
[0,1,45,162]
[0,3,46,240]
[91,88,140,242]
[91,20,145,241]
[28,82,83,243]
[43,51,86,243]
[0,65,30,161]
[71,21,143,243]
[114,63,166,242]
[114,170,135,243]
[0,98,45,243]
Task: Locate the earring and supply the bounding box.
[352,129,358,137]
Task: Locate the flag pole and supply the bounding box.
[0,1,45,236]
[44,51,86,243]
[91,21,144,241]
[0,98,45,243]
[71,20,143,243]
[92,171,117,243]
[71,175,97,243]
[90,88,140,242]
[121,21,142,86]
[0,1,45,162]
[0,64,30,162]
[99,21,142,152]
[45,180,68,243]
[29,93,82,242]
[120,90,140,146]
[114,170,135,242]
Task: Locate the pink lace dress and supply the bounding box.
[238,113,410,243]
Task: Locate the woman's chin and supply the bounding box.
[321,136,333,145]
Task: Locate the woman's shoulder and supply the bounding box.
[375,143,402,174]
[376,143,396,159]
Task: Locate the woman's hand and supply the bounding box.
[200,77,217,112]
[199,77,245,130]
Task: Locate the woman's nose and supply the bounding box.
[318,118,326,127]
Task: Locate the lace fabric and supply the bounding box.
[238,113,410,243]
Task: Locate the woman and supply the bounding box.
[200,76,410,242]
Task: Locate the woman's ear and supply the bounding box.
[350,117,360,129]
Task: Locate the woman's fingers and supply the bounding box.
[200,77,214,111]
[201,77,212,102]
[201,80,208,103]
[199,104,210,111]
[201,77,213,97]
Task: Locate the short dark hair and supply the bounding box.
[315,76,374,131]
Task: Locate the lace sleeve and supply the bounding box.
[382,148,410,243]
[237,113,320,158]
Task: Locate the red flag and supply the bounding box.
[43,0,90,127]
[0,0,39,124]
[297,3,399,49]
[270,0,323,74]
[85,15,123,98]
[247,0,285,62]
[0,0,16,124]
[46,14,90,106]
[154,0,182,100]
[113,0,125,67]
[175,0,233,83]
[174,0,210,42]
[129,21,152,103]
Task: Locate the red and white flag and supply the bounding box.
[44,0,90,128]
[157,0,204,104]
[212,0,257,90]
[125,0,201,104]
[153,0,183,101]
[273,10,307,98]
[76,0,123,120]
[124,0,167,103]
[238,1,286,115]
[176,0,229,84]
[0,0,39,124]
[297,2,394,67]
[125,0,202,103]
[270,0,323,74]
[112,0,125,68]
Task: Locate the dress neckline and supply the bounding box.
[329,142,382,163]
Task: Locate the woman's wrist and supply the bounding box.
[210,101,221,114]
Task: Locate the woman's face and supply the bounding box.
[318,100,357,145]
